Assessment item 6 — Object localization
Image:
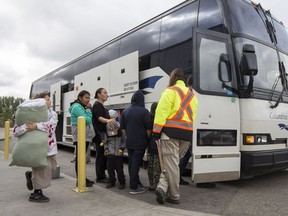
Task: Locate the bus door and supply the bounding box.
[191,29,241,183]
[50,82,61,114]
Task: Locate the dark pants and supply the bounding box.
[127,148,145,190]
[107,155,125,184]
[95,143,107,181]
[179,144,192,176]
[74,141,90,175]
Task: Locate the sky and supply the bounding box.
[0,0,287,100]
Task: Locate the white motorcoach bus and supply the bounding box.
[30,0,288,182]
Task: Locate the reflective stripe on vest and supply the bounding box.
[169,86,193,121]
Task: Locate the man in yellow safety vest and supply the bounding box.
[152,68,198,205]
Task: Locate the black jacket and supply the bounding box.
[120,91,152,150]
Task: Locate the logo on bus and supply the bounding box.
[278,124,288,131]
[270,112,288,120]
[139,76,163,94]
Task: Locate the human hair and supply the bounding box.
[77,90,90,101]
[33,92,50,99]
[150,102,158,116]
[186,75,193,88]
[168,68,185,87]
[94,88,104,99]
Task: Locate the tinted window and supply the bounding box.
[91,41,120,68]
[160,3,196,49]
[198,0,228,34]
[159,3,197,73]
[159,40,193,74]
[227,0,271,43]
[73,55,92,75]
[274,21,288,53]
[119,21,161,57]
[233,37,281,91]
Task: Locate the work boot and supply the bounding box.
[155,187,165,204]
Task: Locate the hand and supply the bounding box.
[26,122,37,131]
[107,118,115,126]
[104,149,109,156]
[152,132,161,140]
[86,103,92,109]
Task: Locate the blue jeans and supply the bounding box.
[127,149,145,190]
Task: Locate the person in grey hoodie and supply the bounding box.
[104,109,126,190]
[121,90,152,195]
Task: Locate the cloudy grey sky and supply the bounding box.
[0,0,287,100]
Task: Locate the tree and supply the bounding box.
[0,96,25,127]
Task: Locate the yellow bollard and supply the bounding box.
[73,116,90,193]
[4,121,10,159]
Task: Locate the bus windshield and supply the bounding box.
[228,0,288,54]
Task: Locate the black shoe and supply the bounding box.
[118,184,125,190]
[96,177,109,183]
[25,171,33,191]
[166,197,180,204]
[106,183,115,188]
[129,186,147,195]
[86,158,91,164]
[29,190,49,203]
[179,177,189,185]
[155,187,165,204]
[76,179,94,187]
[196,182,216,188]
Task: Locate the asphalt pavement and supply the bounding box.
[0,128,217,216]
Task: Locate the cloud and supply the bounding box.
[0,0,286,100]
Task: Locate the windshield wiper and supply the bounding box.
[255,4,277,44]
[269,62,287,108]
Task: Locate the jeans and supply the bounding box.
[127,148,145,190]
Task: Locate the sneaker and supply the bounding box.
[155,187,165,204]
[118,184,125,190]
[25,171,33,191]
[138,183,148,190]
[129,186,147,195]
[166,197,180,204]
[106,183,115,188]
[180,177,189,185]
[71,158,76,163]
[29,190,49,203]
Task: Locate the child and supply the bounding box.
[13,93,58,203]
[104,109,126,189]
[147,102,160,191]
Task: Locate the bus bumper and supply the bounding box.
[241,149,288,178]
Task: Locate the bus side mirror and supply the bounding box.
[240,44,258,76]
[218,54,232,82]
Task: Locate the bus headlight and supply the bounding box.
[244,134,269,145]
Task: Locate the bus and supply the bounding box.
[30,0,288,183]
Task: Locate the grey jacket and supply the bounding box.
[104,136,125,156]
[72,124,95,143]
